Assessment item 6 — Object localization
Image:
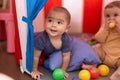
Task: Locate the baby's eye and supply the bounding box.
[57,21,62,24]
[114,13,118,17]
[48,19,52,22]
[105,14,110,18]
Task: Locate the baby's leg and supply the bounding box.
[92,44,105,61]
[110,59,120,80]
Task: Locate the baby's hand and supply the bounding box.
[109,22,116,28]
[105,22,110,30]
[31,70,43,80]
[105,21,116,30]
[64,71,69,79]
[107,21,120,33]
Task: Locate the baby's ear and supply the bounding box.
[65,25,71,32]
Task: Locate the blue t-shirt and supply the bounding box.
[34,31,71,56]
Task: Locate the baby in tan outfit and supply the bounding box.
[93,1,120,80]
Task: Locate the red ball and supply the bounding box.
[38,55,45,66]
[88,67,99,79]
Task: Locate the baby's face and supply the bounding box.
[104,7,120,25]
[45,10,69,38]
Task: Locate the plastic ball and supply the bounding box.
[38,55,45,66]
[52,68,64,80]
[78,69,91,80]
[88,41,94,46]
[109,22,116,28]
[98,64,110,76]
[88,67,99,79]
[72,77,80,80]
[44,59,49,69]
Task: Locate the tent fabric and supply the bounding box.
[12,0,22,65]
[22,0,47,72]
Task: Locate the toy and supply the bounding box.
[88,41,94,46]
[109,22,116,28]
[38,55,45,66]
[72,77,80,80]
[52,68,64,80]
[98,64,110,76]
[44,59,50,69]
[88,67,99,79]
[78,69,91,80]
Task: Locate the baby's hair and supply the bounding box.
[105,1,120,9]
[47,6,71,24]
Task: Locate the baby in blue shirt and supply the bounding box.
[31,6,101,80]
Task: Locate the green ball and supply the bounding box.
[88,41,94,46]
[52,68,64,80]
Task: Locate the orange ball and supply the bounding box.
[98,64,110,76]
[78,69,91,80]
[109,22,116,28]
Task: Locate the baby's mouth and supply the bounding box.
[50,29,57,33]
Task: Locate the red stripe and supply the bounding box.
[44,0,62,18]
[12,0,22,65]
[83,0,103,34]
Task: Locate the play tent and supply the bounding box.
[14,0,117,74]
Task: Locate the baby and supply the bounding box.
[93,1,120,80]
[31,6,71,79]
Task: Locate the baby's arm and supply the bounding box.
[95,24,110,42]
[31,48,43,79]
[61,52,71,79]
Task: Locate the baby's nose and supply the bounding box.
[52,22,57,27]
[109,16,115,20]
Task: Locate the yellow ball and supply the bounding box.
[109,22,116,28]
[78,70,91,80]
[98,64,110,76]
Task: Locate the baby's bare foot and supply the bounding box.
[82,63,96,69]
[110,67,120,80]
[110,72,120,80]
